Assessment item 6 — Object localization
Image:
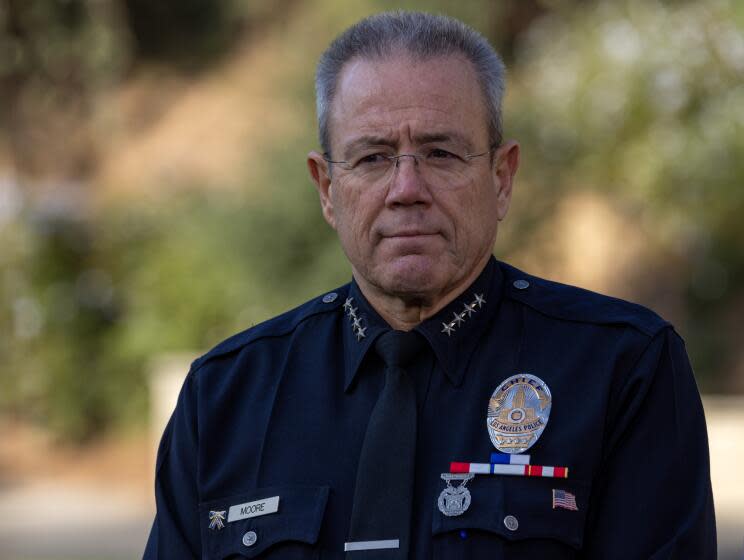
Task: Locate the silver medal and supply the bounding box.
[437,473,474,517]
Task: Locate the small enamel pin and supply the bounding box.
[552,489,578,511]
[437,473,474,517]
[208,510,226,530]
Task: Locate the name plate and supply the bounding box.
[227,496,280,522]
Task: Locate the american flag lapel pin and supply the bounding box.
[552,489,578,511]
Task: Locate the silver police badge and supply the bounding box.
[437,473,474,517]
[487,373,552,454]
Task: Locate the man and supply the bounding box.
[144,11,716,559]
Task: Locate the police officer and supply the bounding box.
[144,11,716,559]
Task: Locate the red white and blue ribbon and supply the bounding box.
[451,462,568,478]
[490,452,530,465]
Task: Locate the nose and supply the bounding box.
[384,155,432,207]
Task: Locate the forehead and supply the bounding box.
[328,53,489,151]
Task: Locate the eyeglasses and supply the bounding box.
[323,145,496,185]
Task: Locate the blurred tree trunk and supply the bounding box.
[489,0,550,63]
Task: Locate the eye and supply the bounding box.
[354,153,390,167]
[427,148,459,160]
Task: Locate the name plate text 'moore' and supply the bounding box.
[227,496,280,522]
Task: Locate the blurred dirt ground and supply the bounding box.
[0,420,153,560]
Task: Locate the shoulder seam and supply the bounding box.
[498,262,670,338]
[190,286,349,372]
[506,294,668,338]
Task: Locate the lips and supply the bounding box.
[375,221,445,243]
[378,231,443,252]
[378,225,440,238]
[385,231,437,238]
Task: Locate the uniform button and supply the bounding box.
[503,515,519,531]
[513,279,530,290]
[322,292,338,303]
[242,530,258,547]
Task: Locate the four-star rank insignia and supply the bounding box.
[486,373,552,454]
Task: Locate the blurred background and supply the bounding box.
[0,0,742,558]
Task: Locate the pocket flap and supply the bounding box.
[432,477,589,548]
[201,485,329,558]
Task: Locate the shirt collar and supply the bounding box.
[342,257,503,391]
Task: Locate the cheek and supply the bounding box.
[445,184,499,246]
[331,186,374,248]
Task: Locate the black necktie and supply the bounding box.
[346,330,426,558]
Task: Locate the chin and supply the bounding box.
[376,255,445,298]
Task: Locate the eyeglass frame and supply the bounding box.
[321,142,501,178]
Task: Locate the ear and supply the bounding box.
[491,140,520,221]
[307,150,337,229]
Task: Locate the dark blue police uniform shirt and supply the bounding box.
[144,257,716,559]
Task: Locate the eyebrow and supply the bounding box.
[342,135,396,157]
[412,131,473,150]
[341,131,474,157]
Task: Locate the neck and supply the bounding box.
[353,255,491,331]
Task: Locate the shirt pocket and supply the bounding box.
[200,485,329,559]
[431,477,589,559]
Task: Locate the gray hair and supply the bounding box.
[315,11,506,156]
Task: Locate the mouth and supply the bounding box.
[382,230,439,239]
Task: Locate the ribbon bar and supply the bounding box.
[451,462,568,478]
[490,452,530,465]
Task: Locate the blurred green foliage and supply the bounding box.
[505,0,744,390]
[0,0,742,441]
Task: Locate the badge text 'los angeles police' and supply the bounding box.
[487,374,552,454]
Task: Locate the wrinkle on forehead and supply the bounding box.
[328,54,489,156]
[341,129,476,158]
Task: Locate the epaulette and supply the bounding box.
[190,283,351,372]
[499,262,669,338]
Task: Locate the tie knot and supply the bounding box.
[374,330,426,368]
